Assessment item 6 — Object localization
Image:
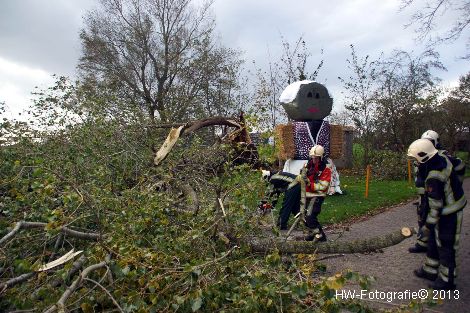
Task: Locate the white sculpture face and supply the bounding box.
[280,81,333,121]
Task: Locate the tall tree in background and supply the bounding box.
[440,71,470,152]
[251,36,324,131]
[401,0,470,58]
[374,49,445,150]
[79,0,241,124]
[339,45,380,166]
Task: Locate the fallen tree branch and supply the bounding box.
[247,227,416,254]
[84,277,124,313]
[3,250,83,297]
[0,272,36,294]
[153,116,242,166]
[0,221,101,246]
[49,233,65,262]
[44,259,109,313]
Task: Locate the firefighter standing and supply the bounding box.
[408,139,466,290]
[409,130,466,253]
[303,145,331,241]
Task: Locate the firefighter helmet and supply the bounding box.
[407,139,438,163]
[309,145,325,159]
[421,130,439,148]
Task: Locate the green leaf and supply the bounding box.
[191,297,202,312]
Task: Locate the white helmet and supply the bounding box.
[421,130,439,147]
[261,170,271,180]
[407,139,438,163]
[309,145,324,158]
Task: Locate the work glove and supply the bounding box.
[258,200,272,213]
[261,170,271,180]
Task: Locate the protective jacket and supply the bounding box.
[424,153,466,225]
[419,152,466,287]
[305,158,331,196]
[438,150,466,184]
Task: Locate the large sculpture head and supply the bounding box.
[279,80,333,121]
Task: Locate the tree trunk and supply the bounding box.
[246,227,415,254]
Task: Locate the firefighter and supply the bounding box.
[303,145,331,241]
[409,130,466,253]
[408,138,466,290]
[421,130,466,182]
[260,170,300,230]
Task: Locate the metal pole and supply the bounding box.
[365,165,371,198]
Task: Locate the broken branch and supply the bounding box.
[153,116,242,166]
[44,259,109,313]
[0,272,36,294]
[0,221,101,246]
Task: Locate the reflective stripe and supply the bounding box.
[439,265,450,277]
[427,170,447,182]
[425,257,439,267]
[428,198,443,211]
[417,239,428,247]
[454,162,464,171]
[444,178,455,207]
[306,198,315,216]
[438,272,449,282]
[442,196,467,215]
[271,174,294,183]
[314,180,329,191]
[428,208,439,218]
[416,187,425,195]
[455,210,463,250]
[423,265,438,275]
[426,215,438,224]
[287,180,299,190]
[306,192,326,198]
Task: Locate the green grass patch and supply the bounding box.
[319,175,416,225]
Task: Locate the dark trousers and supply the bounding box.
[304,197,325,236]
[278,184,301,228]
[416,195,429,247]
[423,211,463,285]
[278,185,325,236]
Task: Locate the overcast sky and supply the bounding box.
[0,0,468,119]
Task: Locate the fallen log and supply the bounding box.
[247,227,415,254]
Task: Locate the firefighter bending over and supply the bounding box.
[408,138,466,290]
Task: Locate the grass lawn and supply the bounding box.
[319,175,417,225]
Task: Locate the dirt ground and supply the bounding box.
[312,179,470,313]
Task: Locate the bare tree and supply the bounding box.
[401,0,470,58]
[441,71,470,151]
[79,0,237,123]
[250,36,324,132]
[338,45,380,166]
[328,110,353,127]
[374,49,445,150]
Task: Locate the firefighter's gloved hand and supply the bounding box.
[258,200,272,213]
[261,170,271,180]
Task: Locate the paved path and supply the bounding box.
[319,179,469,313]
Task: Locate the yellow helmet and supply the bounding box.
[407,139,438,163]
